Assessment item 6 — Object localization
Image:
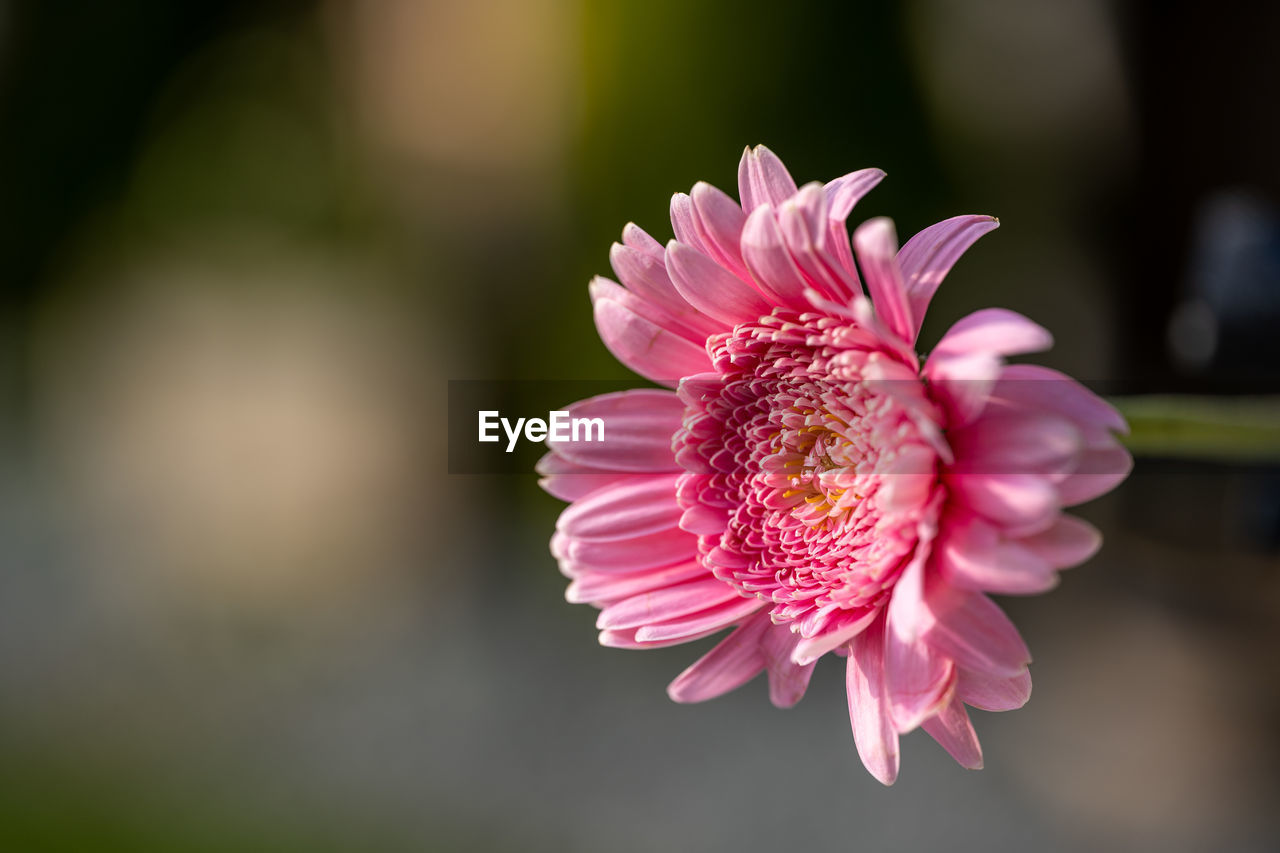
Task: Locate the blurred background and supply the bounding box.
[0,0,1277,850]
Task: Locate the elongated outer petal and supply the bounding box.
[885,545,956,732]
[826,168,887,222]
[897,215,1000,342]
[557,474,683,541]
[1058,446,1133,505]
[921,697,984,769]
[949,411,1081,476]
[669,192,710,255]
[547,389,683,473]
[925,311,1053,427]
[565,559,708,605]
[537,452,637,501]
[930,308,1053,361]
[741,203,820,312]
[923,586,1030,679]
[689,181,752,283]
[554,526,698,574]
[947,472,1059,533]
[957,666,1031,712]
[823,167,886,286]
[634,595,764,643]
[923,350,1002,429]
[597,575,744,630]
[990,364,1128,436]
[926,309,1056,425]
[776,183,863,303]
[791,608,878,666]
[936,516,1058,595]
[666,240,774,326]
[621,222,664,258]
[667,614,770,703]
[600,624,729,650]
[924,311,1054,427]
[847,614,900,786]
[609,243,724,339]
[761,621,817,708]
[593,297,713,387]
[589,277,706,347]
[1018,514,1101,568]
[853,217,914,343]
[738,144,799,213]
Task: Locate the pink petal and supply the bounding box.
[923,587,1030,678]
[949,411,1081,477]
[589,276,705,344]
[956,666,1031,712]
[665,240,774,325]
[675,372,723,407]
[761,622,818,708]
[825,167,886,222]
[923,350,1002,428]
[634,595,764,643]
[689,181,752,283]
[669,192,709,255]
[1058,446,1133,505]
[775,183,862,303]
[885,550,956,732]
[556,527,699,574]
[599,625,727,650]
[936,515,1058,595]
[921,698,984,770]
[930,308,1052,360]
[740,203,819,311]
[853,217,914,343]
[1018,514,1101,569]
[547,389,684,473]
[557,475,683,541]
[621,222,664,258]
[946,472,1059,533]
[846,614,901,786]
[679,503,729,535]
[848,294,922,366]
[597,575,744,630]
[897,215,1000,341]
[876,444,943,513]
[737,144,799,212]
[991,364,1128,436]
[537,452,638,501]
[565,559,709,605]
[609,244,724,338]
[791,608,878,666]
[667,615,769,703]
[592,295,713,387]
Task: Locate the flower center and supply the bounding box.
[767,410,865,527]
[675,310,940,636]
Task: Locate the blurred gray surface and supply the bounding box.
[2,454,1276,852]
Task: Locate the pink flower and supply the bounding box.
[539,146,1131,784]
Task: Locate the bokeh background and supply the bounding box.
[1,1,1278,850]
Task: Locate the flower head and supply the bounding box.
[539,146,1131,784]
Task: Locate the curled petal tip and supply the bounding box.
[587,275,611,302]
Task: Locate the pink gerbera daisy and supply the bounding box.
[539,146,1131,784]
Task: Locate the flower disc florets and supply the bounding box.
[677,310,939,639]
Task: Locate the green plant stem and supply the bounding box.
[1109,395,1280,462]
